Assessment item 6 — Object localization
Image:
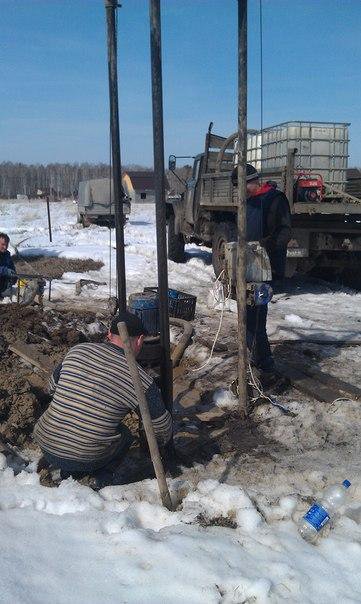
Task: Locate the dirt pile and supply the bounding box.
[14,256,104,280]
[0,304,108,446]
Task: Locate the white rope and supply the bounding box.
[331,397,356,406]
[191,270,232,372]
[246,362,293,414]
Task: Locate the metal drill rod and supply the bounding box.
[149,0,173,411]
[237,0,248,418]
[105,0,127,312]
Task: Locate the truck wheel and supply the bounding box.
[81,214,91,228]
[285,258,298,278]
[167,214,186,263]
[212,222,237,278]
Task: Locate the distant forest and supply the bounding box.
[0,162,192,199]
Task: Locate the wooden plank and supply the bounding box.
[9,342,53,374]
[208,133,230,149]
[277,359,361,403]
[292,202,361,215]
[296,363,361,401]
[277,361,336,403]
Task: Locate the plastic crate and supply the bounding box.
[144,287,197,321]
[128,291,160,336]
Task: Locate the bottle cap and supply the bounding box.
[343,479,351,489]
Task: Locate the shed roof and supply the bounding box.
[125,171,169,191]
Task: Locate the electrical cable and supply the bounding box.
[191,270,232,372]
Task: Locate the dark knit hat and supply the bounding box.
[246,164,259,182]
[110,311,147,336]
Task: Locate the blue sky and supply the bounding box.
[1,0,361,165]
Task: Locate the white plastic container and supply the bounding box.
[298,479,351,543]
[236,121,350,189]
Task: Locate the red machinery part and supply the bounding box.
[294,171,324,202]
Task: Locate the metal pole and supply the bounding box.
[149,0,173,411]
[46,195,52,242]
[118,322,173,510]
[237,0,248,418]
[105,0,127,312]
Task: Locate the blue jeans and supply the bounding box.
[246,305,274,371]
[42,426,133,474]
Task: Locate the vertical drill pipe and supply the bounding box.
[237,0,248,418]
[149,0,173,411]
[117,322,173,510]
[46,196,52,243]
[105,0,127,312]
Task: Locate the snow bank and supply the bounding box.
[0,457,361,603]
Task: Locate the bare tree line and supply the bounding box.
[0,162,111,199]
[0,161,193,199]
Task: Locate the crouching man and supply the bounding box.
[0,233,17,299]
[34,312,172,479]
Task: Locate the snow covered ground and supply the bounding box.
[1,455,361,604]
[1,198,361,603]
[2,198,360,340]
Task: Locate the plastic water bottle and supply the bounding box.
[298,480,351,543]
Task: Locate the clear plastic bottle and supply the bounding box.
[298,479,351,543]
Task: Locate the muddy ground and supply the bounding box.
[0,300,249,472]
[14,256,104,279]
[0,304,109,446]
[3,295,356,491]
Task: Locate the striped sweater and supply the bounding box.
[34,342,172,462]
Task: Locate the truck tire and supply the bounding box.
[285,258,298,278]
[167,214,186,263]
[81,214,91,228]
[212,222,237,278]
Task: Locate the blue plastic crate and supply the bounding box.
[128,291,160,336]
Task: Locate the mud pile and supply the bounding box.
[0,304,108,446]
[14,256,104,280]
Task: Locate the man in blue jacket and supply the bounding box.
[0,233,17,298]
[244,165,291,381]
[232,164,292,383]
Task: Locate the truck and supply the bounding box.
[77,178,131,227]
[166,122,361,282]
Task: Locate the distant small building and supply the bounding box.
[123,171,170,204]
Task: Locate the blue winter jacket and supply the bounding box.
[246,183,291,280]
[0,250,16,293]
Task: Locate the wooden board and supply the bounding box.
[277,359,361,403]
[9,342,53,374]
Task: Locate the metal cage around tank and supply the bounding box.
[246,121,350,190]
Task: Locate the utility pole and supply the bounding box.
[149,0,173,411]
[237,0,248,418]
[105,0,127,312]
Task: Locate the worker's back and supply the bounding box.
[34,342,171,462]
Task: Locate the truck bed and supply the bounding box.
[200,171,361,216]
